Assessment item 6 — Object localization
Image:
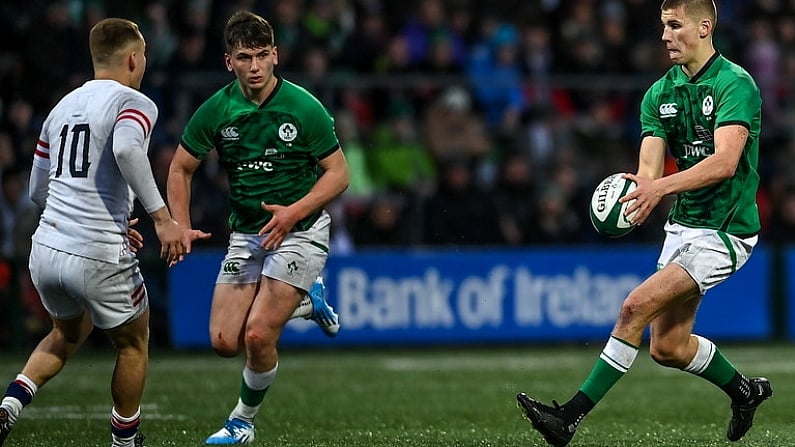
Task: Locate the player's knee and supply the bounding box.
[244,326,277,351]
[210,334,240,357]
[618,293,653,324]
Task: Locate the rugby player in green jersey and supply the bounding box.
[517,1,771,446]
[166,11,349,445]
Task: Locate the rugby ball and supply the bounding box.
[589,173,638,237]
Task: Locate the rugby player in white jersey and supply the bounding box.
[0,18,184,447]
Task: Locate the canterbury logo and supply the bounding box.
[220,127,239,140]
[222,261,240,274]
[659,103,678,118]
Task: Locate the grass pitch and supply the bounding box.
[1,344,793,446]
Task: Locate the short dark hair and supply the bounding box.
[89,18,142,66]
[661,0,717,27]
[224,11,275,52]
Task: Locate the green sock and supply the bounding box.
[240,381,269,407]
[580,336,639,404]
[232,365,278,422]
[683,335,750,402]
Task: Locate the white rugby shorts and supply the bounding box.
[657,221,757,295]
[216,210,330,293]
[29,241,147,329]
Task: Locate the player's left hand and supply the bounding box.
[128,217,144,253]
[258,202,300,250]
[619,173,663,226]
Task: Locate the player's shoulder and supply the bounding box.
[714,55,758,89]
[83,80,154,102]
[192,80,238,117]
[202,80,239,106]
[276,78,331,116]
[83,80,158,116]
[642,73,674,103]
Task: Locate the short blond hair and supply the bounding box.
[661,0,717,28]
[89,18,142,66]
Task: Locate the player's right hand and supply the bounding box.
[182,228,212,254]
[155,219,187,266]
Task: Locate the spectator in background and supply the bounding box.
[368,99,436,196]
[352,192,414,247]
[0,99,36,170]
[764,185,795,244]
[518,20,554,107]
[0,167,39,259]
[745,18,780,127]
[414,30,466,106]
[0,133,16,174]
[270,0,308,71]
[530,183,583,245]
[301,0,348,62]
[492,150,537,246]
[334,110,374,200]
[339,11,390,72]
[138,1,178,69]
[401,0,467,67]
[423,156,501,246]
[467,22,526,136]
[20,2,85,112]
[422,86,492,175]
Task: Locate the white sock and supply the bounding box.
[600,336,639,373]
[2,374,38,421]
[110,407,141,447]
[230,364,278,423]
[683,335,716,374]
[290,295,313,319]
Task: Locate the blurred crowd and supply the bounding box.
[1,0,795,260]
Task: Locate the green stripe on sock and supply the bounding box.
[699,348,736,387]
[240,381,269,407]
[580,357,626,404]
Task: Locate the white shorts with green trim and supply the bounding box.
[216,210,331,293]
[657,221,757,295]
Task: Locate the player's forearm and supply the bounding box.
[636,136,666,180]
[292,168,349,219]
[28,165,49,209]
[114,145,166,213]
[657,153,735,196]
[149,205,174,225]
[166,172,193,229]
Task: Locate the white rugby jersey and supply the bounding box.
[31,80,162,263]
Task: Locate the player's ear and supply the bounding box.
[699,19,711,38]
[224,53,233,72]
[128,51,138,73]
[272,46,279,66]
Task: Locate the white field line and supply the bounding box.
[21,403,188,421]
[380,356,795,374]
[381,355,589,372]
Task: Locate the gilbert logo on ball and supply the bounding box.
[589,173,638,238]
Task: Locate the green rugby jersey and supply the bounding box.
[181,77,340,233]
[640,53,762,237]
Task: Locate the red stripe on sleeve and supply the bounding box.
[117,114,148,137]
[34,149,49,159]
[118,109,151,135]
[37,139,50,148]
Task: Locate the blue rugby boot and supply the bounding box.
[205,417,254,445]
[307,277,340,338]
